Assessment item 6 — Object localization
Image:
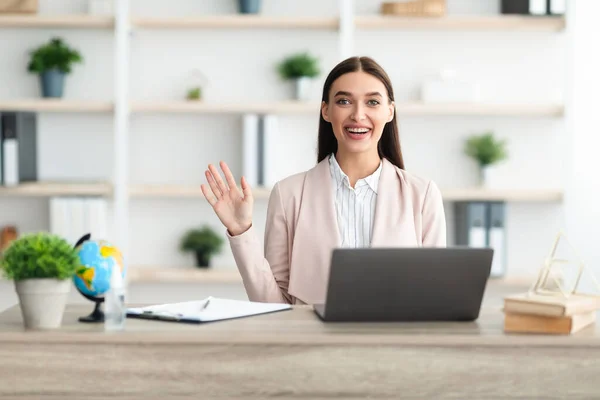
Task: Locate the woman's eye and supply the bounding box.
[368,100,380,106]
[336,99,350,105]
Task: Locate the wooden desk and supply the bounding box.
[0,303,599,399]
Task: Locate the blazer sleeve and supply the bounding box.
[227,182,293,304]
[421,180,447,247]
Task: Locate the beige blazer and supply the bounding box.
[227,157,447,305]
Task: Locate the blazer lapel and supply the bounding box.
[370,158,419,247]
[287,157,340,304]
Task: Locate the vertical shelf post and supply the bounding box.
[338,0,354,60]
[113,0,130,261]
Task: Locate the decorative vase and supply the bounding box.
[294,77,311,101]
[238,0,261,14]
[15,278,71,330]
[479,165,490,188]
[195,251,211,268]
[40,68,65,98]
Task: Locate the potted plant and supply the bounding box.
[0,232,80,330]
[27,37,83,98]
[277,52,320,101]
[237,0,261,14]
[180,226,224,268]
[464,132,508,187]
[186,87,202,101]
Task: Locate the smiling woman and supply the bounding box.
[201,56,447,305]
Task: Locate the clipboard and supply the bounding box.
[126,296,292,323]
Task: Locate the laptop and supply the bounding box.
[313,247,493,322]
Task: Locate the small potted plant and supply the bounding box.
[277,52,320,101]
[0,232,80,330]
[180,226,224,268]
[27,37,83,98]
[464,132,508,187]
[186,87,202,101]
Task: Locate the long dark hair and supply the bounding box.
[317,56,404,170]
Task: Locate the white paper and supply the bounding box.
[127,297,291,322]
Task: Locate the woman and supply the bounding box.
[201,56,446,305]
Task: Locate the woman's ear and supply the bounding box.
[321,101,330,122]
[387,101,395,122]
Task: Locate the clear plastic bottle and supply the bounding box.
[104,266,126,331]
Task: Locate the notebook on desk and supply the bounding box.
[126,296,291,323]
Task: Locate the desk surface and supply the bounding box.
[1,302,599,347]
[2,302,600,399]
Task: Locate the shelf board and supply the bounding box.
[131,101,562,117]
[130,100,318,114]
[0,14,113,28]
[128,266,242,283]
[441,188,563,202]
[0,99,113,113]
[129,184,271,199]
[130,185,562,203]
[355,15,565,31]
[0,182,112,197]
[131,15,338,29]
[397,103,564,117]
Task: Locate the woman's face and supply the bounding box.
[321,71,394,157]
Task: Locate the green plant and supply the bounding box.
[0,232,80,281]
[180,226,223,257]
[277,52,320,80]
[186,87,202,100]
[464,132,508,167]
[27,37,83,74]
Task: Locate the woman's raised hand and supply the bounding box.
[201,161,253,236]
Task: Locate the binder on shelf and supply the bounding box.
[0,112,37,187]
[501,0,547,15]
[548,0,566,15]
[262,114,278,188]
[454,201,507,277]
[242,114,259,188]
[50,197,109,245]
[454,202,487,248]
[488,202,506,278]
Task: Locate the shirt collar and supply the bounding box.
[328,153,382,193]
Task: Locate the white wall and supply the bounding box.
[0,0,570,280]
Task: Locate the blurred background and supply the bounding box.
[0,0,598,309]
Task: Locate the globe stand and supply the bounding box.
[78,300,104,323]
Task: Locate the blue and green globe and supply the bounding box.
[73,238,125,300]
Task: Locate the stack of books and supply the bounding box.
[503,292,599,334]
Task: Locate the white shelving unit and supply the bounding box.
[0,14,113,28]
[0,100,563,117]
[0,1,568,274]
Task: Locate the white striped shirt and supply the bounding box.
[328,154,382,248]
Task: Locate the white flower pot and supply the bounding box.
[294,77,311,101]
[479,165,491,188]
[15,278,71,330]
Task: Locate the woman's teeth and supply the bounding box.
[345,127,370,134]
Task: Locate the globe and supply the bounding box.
[72,233,126,322]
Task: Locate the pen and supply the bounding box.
[201,298,211,311]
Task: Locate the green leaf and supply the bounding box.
[464,132,508,167]
[277,52,320,80]
[0,232,80,281]
[27,37,83,74]
[180,225,224,257]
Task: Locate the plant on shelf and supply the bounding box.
[27,37,83,98]
[180,225,224,269]
[464,131,508,187]
[186,87,202,101]
[277,52,320,101]
[0,232,80,330]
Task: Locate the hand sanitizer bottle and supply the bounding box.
[104,266,126,331]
